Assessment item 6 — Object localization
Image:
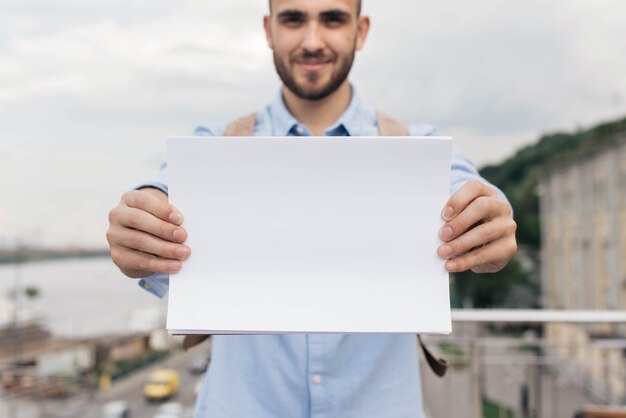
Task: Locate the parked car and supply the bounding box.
[187,353,210,375]
[101,400,130,418]
[154,402,185,418]
[144,369,180,402]
[153,401,184,418]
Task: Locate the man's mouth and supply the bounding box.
[295,59,332,71]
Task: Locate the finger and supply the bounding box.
[118,206,187,243]
[123,190,184,225]
[438,216,515,259]
[111,246,182,277]
[439,195,509,242]
[441,180,495,221]
[113,227,191,261]
[444,236,517,273]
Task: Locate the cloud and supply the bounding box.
[1,0,626,246]
[357,0,626,132]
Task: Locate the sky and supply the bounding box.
[1,0,626,248]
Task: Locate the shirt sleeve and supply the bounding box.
[449,145,509,204]
[408,124,509,204]
[135,123,223,298]
[132,162,169,195]
[138,273,170,298]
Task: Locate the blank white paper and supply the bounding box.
[166,136,453,334]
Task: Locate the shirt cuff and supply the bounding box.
[138,273,170,298]
[133,181,169,195]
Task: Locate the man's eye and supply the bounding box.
[322,14,348,26]
[280,13,304,25]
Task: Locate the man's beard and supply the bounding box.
[274,48,355,101]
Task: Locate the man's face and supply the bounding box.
[264,0,369,101]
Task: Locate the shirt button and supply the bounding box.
[311,374,322,384]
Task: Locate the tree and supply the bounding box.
[450,257,536,309]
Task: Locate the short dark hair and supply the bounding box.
[269,0,362,16]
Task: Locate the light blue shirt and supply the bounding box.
[138,87,500,418]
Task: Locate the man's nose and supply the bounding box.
[301,21,325,52]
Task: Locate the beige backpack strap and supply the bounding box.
[225,111,408,136]
[223,112,259,136]
[376,111,410,136]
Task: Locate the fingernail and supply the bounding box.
[173,228,185,241]
[439,245,454,258]
[442,206,454,220]
[169,212,183,225]
[175,246,190,259]
[445,260,457,271]
[439,226,453,241]
[170,261,181,272]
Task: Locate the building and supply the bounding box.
[539,128,626,402]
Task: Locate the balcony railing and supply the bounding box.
[420,309,626,418]
[2,309,626,418]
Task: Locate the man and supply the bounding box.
[107,0,517,416]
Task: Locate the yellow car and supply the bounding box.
[144,369,180,402]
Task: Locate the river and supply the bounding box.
[0,257,167,337]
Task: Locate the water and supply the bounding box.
[0,257,167,337]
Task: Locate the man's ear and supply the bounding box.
[263,15,274,49]
[355,15,370,51]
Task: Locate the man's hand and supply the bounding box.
[107,188,190,278]
[437,180,517,273]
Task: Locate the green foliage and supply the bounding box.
[438,342,465,357]
[456,115,626,309]
[438,342,468,371]
[111,351,169,381]
[451,258,531,308]
[482,398,515,418]
[479,116,626,250]
[24,286,41,299]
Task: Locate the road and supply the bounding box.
[79,343,211,418]
[0,342,211,418]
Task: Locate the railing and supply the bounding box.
[3,309,626,418]
[420,310,626,418]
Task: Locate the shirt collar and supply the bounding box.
[268,84,377,136]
